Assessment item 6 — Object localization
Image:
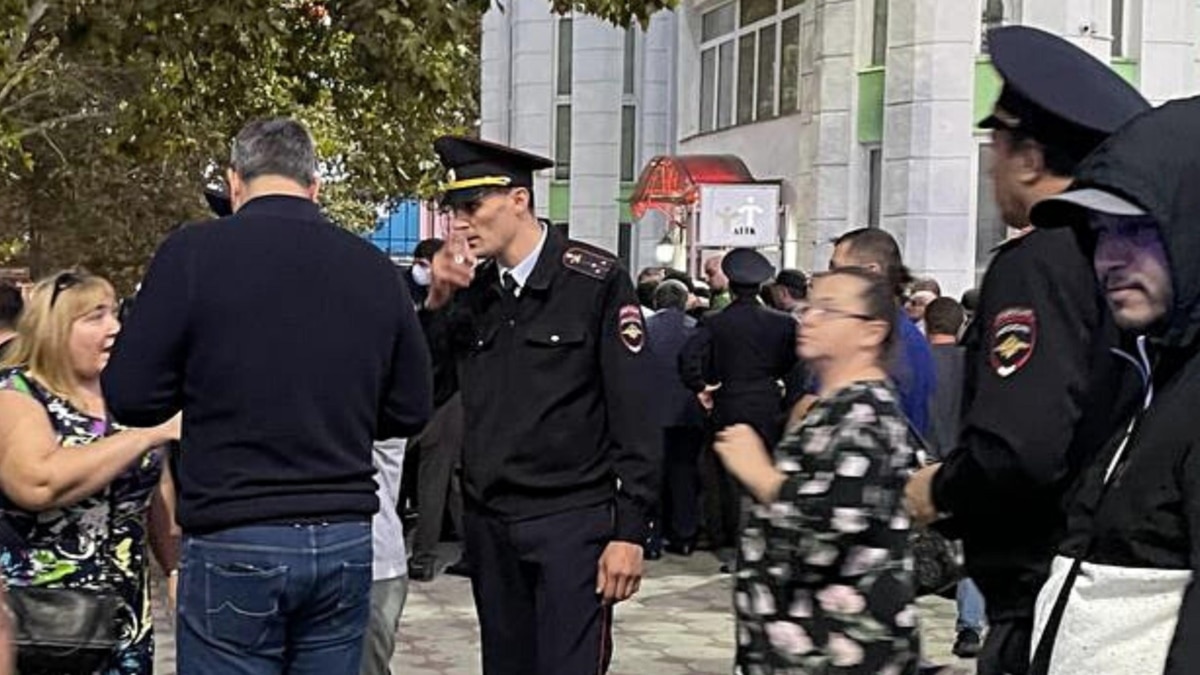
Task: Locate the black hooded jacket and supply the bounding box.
[1030,95,1200,675]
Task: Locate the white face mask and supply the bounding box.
[411,263,431,287]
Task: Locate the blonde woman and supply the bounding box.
[0,270,180,674]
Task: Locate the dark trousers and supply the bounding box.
[662,426,704,542]
[699,436,740,550]
[978,618,1032,675]
[464,503,614,675]
[411,393,464,565]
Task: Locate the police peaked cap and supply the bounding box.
[434,136,555,208]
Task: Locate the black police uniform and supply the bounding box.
[421,136,659,675]
[681,248,797,448]
[929,26,1148,675]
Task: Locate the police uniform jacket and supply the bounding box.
[931,226,1138,621]
[680,295,798,445]
[420,227,659,544]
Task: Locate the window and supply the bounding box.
[618,222,633,271]
[555,105,572,180]
[975,144,1008,281]
[624,28,637,96]
[557,18,573,95]
[780,15,801,113]
[866,146,882,227]
[620,105,637,181]
[1111,0,1125,57]
[698,0,804,132]
[871,0,888,66]
[981,0,1020,52]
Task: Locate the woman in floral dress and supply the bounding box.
[0,271,180,674]
[715,268,921,675]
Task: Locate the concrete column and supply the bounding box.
[568,17,623,251]
[880,0,976,297]
[480,7,512,143]
[509,1,556,217]
[634,10,679,274]
[804,0,857,271]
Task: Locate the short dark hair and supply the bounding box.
[909,277,941,297]
[925,297,966,337]
[637,280,658,309]
[0,282,22,330]
[637,266,664,284]
[1003,127,1088,178]
[833,228,913,299]
[413,238,445,261]
[774,269,808,300]
[654,280,690,311]
[662,268,695,294]
[811,267,899,366]
[961,288,980,312]
[231,118,318,187]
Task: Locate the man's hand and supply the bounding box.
[697,383,721,413]
[596,541,643,605]
[425,232,476,311]
[905,464,942,526]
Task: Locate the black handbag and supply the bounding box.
[0,373,123,674]
[907,427,964,599]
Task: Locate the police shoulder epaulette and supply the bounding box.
[562,244,615,280]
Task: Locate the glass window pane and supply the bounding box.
[975,144,1008,281]
[557,18,573,96]
[702,4,736,41]
[780,15,800,113]
[700,48,717,132]
[718,42,735,128]
[871,0,888,65]
[624,29,636,95]
[1111,0,1125,57]
[555,105,572,180]
[756,25,777,120]
[740,0,776,27]
[620,105,637,181]
[782,0,802,9]
[737,33,756,125]
[868,147,882,227]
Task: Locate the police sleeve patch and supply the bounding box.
[562,247,614,280]
[618,305,645,354]
[989,307,1037,378]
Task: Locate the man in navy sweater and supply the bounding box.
[103,118,432,675]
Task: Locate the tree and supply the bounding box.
[0,0,670,291]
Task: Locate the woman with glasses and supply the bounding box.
[715,267,921,674]
[0,271,180,674]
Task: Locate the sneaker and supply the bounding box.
[952,628,982,659]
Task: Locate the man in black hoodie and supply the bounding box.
[903,26,1148,674]
[1025,95,1200,675]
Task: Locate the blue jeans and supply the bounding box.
[176,522,373,675]
[956,577,987,633]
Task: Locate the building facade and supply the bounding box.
[482,0,1200,295]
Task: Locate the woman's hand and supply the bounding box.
[713,424,785,503]
[143,412,181,448]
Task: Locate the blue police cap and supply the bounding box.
[722,248,775,286]
[434,136,554,208]
[979,26,1150,161]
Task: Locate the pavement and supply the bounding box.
[152,544,977,674]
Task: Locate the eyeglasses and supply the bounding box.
[49,271,82,308]
[796,305,875,323]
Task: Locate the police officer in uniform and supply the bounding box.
[680,248,797,559]
[904,26,1149,675]
[420,136,658,675]
[681,248,797,448]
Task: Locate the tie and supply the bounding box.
[501,271,518,297]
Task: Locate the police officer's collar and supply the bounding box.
[522,223,568,292]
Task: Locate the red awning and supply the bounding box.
[629,155,755,222]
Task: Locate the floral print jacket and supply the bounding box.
[735,380,920,675]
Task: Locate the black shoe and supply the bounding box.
[408,559,436,582]
[952,628,982,659]
[664,540,695,557]
[443,558,473,578]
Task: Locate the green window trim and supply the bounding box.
[857,66,885,144]
[549,182,571,222]
[974,57,1140,130]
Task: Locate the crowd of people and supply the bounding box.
[3,22,1200,675]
